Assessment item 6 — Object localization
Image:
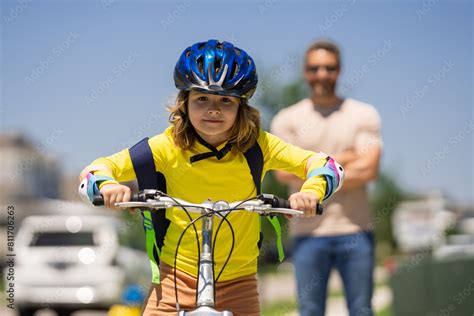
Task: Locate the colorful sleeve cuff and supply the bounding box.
[304,157,344,201]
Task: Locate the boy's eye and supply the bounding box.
[221,97,232,103]
[197,96,208,102]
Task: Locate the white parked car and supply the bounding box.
[10,215,149,316]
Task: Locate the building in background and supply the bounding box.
[392,193,456,253]
[0,133,60,202]
[1,133,61,266]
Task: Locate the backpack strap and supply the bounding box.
[243,141,285,262]
[129,137,169,284]
[129,137,159,189]
[243,141,263,195]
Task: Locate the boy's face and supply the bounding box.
[187,90,240,146]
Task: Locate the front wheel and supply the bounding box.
[55,308,72,316]
[17,307,36,316]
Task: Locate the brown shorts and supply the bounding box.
[142,263,260,316]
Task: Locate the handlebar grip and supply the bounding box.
[92,196,104,206]
[270,196,324,215]
[316,203,323,215]
[272,196,324,215]
[274,196,290,209]
[92,193,141,207]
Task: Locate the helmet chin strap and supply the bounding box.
[189,129,233,163]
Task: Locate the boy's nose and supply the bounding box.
[207,109,221,115]
[207,102,221,114]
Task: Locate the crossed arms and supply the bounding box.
[274,145,381,192]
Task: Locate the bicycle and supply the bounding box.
[92,189,323,315]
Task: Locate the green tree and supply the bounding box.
[257,77,308,118]
[370,173,405,262]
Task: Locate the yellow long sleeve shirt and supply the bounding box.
[91,127,328,281]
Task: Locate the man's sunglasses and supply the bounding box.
[305,65,338,73]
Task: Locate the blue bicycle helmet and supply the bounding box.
[174,39,258,100]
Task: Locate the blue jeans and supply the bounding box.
[293,232,375,316]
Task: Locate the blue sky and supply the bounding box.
[1,0,472,204]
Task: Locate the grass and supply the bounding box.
[257,264,281,275]
[327,280,389,299]
[259,267,391,315]
[262,300,392,316]
[261,300,297,316]
[376,305,392,316]
[258,282,350,312]
[261,282,391,316]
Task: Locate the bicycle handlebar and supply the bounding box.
[92,190,323,216]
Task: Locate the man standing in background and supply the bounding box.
[271,40,383,316]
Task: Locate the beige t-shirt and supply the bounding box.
[271,98,382,236]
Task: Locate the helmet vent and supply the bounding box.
[214,59,222,73]
[231,62,239,78]
[197,56,204,72]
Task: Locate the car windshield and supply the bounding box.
[30,232,95,246]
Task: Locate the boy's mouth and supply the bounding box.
[203,119,224,123]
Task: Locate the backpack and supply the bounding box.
[128,137,284,283]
